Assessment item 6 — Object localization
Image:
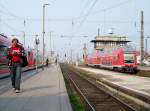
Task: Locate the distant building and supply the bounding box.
[91,36,130,50]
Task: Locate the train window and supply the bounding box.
[0,46,7,56]
[124,54,134,63]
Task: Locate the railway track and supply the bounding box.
[60,64,137,111]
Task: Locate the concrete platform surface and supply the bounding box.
[78,67,150,97]
[0,64,72,111]
[138,66,150,71]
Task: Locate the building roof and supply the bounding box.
[91,40,131,43]
[91,35,131,43]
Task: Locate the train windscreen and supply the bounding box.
[124,54,134,63]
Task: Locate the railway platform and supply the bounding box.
[0,64,72,111]
[138,66,150,71]
[77,67,150,104]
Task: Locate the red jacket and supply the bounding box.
[8,45,24,63]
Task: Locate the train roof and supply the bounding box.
[0,34,8,38]
[121,45,134,52]
[110,45,134,52]
[0,34,11,47]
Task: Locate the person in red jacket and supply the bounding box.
[7,38,24,93]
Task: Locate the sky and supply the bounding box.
[0,0,150,60]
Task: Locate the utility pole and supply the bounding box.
[23,20,26,46]
[140,11,144,66]
[70,20,74,64]
[145,37,150,59]
[42,4,49,69]
[145,38,147,58]
[71,48,73,64]
[50,31,53,56]
[35,35,39,73]
[23,32,25,46]
[83,43,87,61]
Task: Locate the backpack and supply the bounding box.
[19,45,28,67]
[21,55,28,67]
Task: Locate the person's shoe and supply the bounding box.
[15,90,20,93]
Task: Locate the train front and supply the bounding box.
[122,46,137,73]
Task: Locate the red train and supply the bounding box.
[0,34,42,75]
[85,45,137,73]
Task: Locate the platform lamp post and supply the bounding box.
[42,3,49,69]
[35,35,40,73]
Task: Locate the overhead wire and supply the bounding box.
[2,21,18,33]
[0,3,23,20]
[76,0,99,30]
[0,2,25,35]
[90,0,133,15]
[73,0,138,34]
[1,17,150,24]
[0,0,149,37]
[77,0,92,19]
[0,0,135,23]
